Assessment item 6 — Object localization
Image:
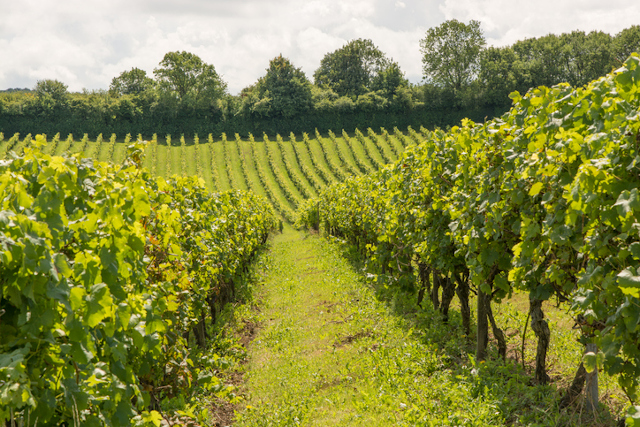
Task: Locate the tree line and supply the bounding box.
[0,21,638,138]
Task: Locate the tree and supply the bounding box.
[153,51,227,105]
[314,39,392,97]
[419,19,486,92]
[370,61,408,97]
[560,30,614,86]
[255,55,313,118]
[34,79,68,103]
[479,46,529,107]
[513,31,616,88]
[109,67,154,96]
[613,25,640,64]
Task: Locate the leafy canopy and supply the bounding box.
[34,79,68,103]
[153,51,227,103]
[109,67,154,96]
[314,38,393,97]
[420,19,485,91]
[255,55,313,118]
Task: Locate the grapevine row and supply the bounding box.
[263,134,302,208]
[367,127,395,164]
[354,128,385,170]
[327,130,360,177]
[274,134,315,198]
[298,54,640,417]
[249,133,296,222]
[207,134,219,191]
[341,129,373,174]
[0,139,278,424]
[291,132,330,189]
[222,133,236,188]
[314,129,348,182]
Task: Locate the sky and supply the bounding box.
[1,0,639,95]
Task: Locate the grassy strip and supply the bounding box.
[263,134,303,208]
[367,127,396,164]
[235,228,506,426]
[112,133,130,165]
[235,228,623,426]
[55,134,74,156]
[327,130,360,177]
[250,134,296,223]
[354,128,385,170]
[275,134,315,198]
[341,129,374,174]
[84,133,102,159]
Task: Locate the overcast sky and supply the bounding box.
[1,0,639,95]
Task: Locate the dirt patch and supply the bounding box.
[239,319,259,348]
[301,268,326,277]
[334,330,373,348]
[207,319,261,426]
[207,398,237,427]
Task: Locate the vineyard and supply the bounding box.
[2,54,640,425]
[0,126,413,224]
[299,53,640,424]
[0,139,278,425]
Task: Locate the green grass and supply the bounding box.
[280,137,319,198]
[254,139,296,211]
[221,228,625,426]
[238,138,269,200]
[212,140,231,192]
[226,137,249,191]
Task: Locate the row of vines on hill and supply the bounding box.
[0,139,278,425]
[298,54,640,419]
[0,129,407,225]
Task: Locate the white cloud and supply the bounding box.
[439,0,640,47]
[1,0,638,94]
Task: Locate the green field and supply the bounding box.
[0,128,412,221]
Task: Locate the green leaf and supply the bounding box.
[618,268,640,287]
[618,269,640,298]
[528,182,544,196]
[86,283,113,328]
[614,189,640,217]
[583,351,597,373]
[626,406,640,426]
[69,286,86,311]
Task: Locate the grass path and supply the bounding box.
[233,226,505,427]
